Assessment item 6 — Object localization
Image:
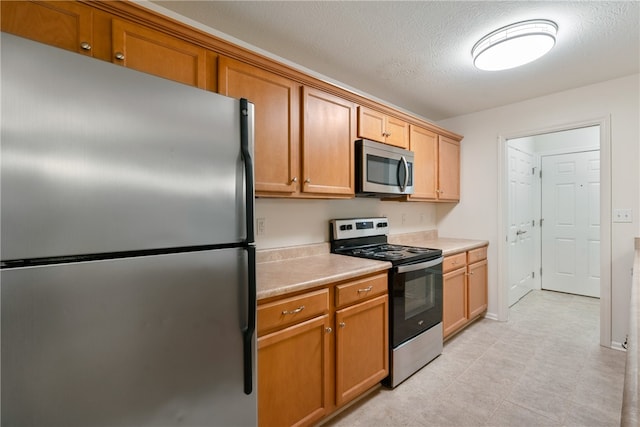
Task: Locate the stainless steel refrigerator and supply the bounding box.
[1,33,257,426]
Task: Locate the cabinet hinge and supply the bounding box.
[532,271,535,279]
[540,218,544,226]
[532,219,535,227]
[539,169,542,178]
[540,267,543,276]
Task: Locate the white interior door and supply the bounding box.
[541,150,600,297]
[507,146,535,306]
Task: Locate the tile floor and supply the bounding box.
[324,290,626,427]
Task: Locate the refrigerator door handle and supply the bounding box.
[240,98,255,244]
[242,245,257,395]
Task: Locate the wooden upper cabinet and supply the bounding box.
[218,57,300,195]
[302,87,355,197]
[111,19,210,89]
[409,125,438,200]
[1,1,94,56]
[357,106,409,149]
[405,125,461,202]
[438,135,461,201]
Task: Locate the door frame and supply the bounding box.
[497,116,612,348]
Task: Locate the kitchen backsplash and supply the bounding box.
[255,198,437,249]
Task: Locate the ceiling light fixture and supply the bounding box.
[472,19,558,71]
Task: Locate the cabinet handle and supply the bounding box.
[114,52,125,61]
[466,272,475,276]
[339,322,346,328]
[80,42,92,51]
[357,286,373,293]
[326,327,332,333]
[304,178,311,184]
[291,177,298,183]
[281,305,305,315]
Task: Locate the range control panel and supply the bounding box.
[330,217,389,240]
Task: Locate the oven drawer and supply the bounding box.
[443,252,466,273]
[258,288,329,336]
[335,273,388,308]
[468,246,487,264]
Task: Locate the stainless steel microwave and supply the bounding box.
[355,139,415,197]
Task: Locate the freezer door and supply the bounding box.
[1,34,252,261]
[1,249,257,427]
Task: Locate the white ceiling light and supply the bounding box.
[472,19,558,71]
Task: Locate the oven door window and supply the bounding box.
[392,264,442,348]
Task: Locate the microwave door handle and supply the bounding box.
[396,257,444,273]
[399,156,409,191]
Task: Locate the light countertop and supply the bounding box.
[256,234,489,301]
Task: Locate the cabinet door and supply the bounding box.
[218,57,300,195]
[443,267,467,338]
[357,106,386,143]
[112,19,208,89]
[1,1,93,56]
[302,87,355,196]
[258,315,331,427]
[438,135,461,201]
[384,116,409,149]
[335,295,388,406]
[467,259,488,319]
[409,125,438,200]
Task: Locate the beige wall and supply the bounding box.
[437,74,640,346]
[255,198,437,249]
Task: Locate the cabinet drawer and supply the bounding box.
[258,288,329,336]
[468,246,487,264]
[335,273,388,308]
[443,253,467,273]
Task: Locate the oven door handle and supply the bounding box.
[396,256,444,273]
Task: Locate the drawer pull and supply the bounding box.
[357,286,373,293]
[281,305,305,315]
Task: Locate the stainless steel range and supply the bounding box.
[330,217,444,387]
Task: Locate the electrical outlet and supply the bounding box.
[613,209,633,223]
[420,213,426,223]
[256,217,266,236]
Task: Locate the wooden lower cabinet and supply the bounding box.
[257,273,389,426]
[468,259,488,319]
[335,294,388,406]
[258,315,331,427]
[443,266,468,337]
[443,245,488,339]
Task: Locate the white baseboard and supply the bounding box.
[483,312,499,321]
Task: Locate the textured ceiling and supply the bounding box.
[148,1,640,121]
